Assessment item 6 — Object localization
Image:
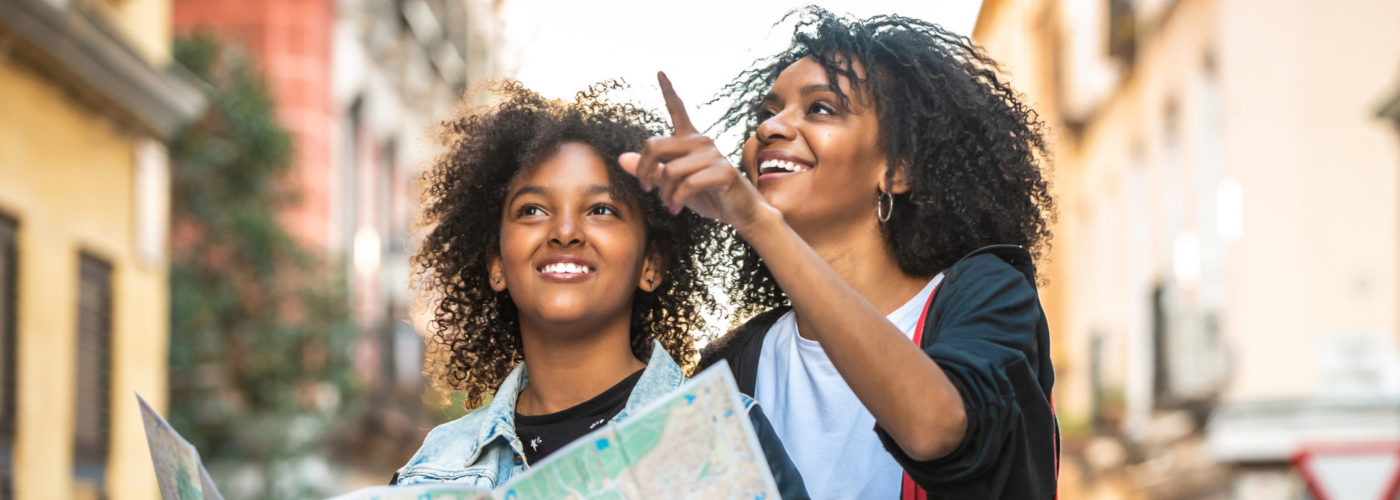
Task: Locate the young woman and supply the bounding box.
[622,8,1058,498]
[393,82,806,498]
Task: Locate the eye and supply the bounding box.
[755,107,776,123]
[588,204,619,217]
[516,204,545,217]
[808,101,837,116]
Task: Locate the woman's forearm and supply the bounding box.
[736,207,967,461]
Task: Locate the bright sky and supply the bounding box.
[501,1,984,136]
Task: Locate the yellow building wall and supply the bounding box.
[99,0,173,66]
[973,0,1096,430]
[0,58,166,500]
[1217,0,1400,400]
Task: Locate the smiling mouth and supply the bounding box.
[537,262,593,275]
[758,159,812,177]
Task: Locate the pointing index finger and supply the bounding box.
[658,71,698,135]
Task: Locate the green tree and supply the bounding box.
[168,33,360,499]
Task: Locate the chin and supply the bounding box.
[536,314,592,329]
[534,294,626,325]
[759,190,804,221]
[532,301,591,323]
[773,204,841,241]
[756,185,793,211]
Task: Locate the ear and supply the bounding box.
[488,252,508,292]
[881,160,913,194]
[638,249,664,292]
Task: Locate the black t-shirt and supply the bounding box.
[514,369,643,464]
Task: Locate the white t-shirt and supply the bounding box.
[754,275,942,500]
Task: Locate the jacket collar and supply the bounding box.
[462,340,683,464]
[464,358,530,464]
[615,340,686,421]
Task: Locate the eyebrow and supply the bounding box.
[762,84,840,103]
[507,184,616,206]
[508,185,546,206]
[586,185,614,198]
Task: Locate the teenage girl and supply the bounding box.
[622,8,1058,498]
[393,82,806,498]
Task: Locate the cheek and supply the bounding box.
[818,136,884,185]
[859,148,889,186]
[496,230,533,276]
[627,233,653,282]
[622,231,649,276]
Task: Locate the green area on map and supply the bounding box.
[331,364,779,500]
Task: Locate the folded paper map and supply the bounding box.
[136,394,225,500]
[331,362,779,499]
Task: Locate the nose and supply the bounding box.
[756,108,796,144]
[548,212,583,247]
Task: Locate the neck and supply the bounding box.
[794,218,930,340]
[515,312,646,416]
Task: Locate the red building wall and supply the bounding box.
[174,0,336,250]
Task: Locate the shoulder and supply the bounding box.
[397,406,498,477]
[935,246,1038,311]
[943,245,1036,288]
[923,245,1052,383]
[923,244,1047,354]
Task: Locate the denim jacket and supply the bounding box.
[395,340,808,498]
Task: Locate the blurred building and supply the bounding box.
[0,0,204,498]
[328,0,509,486]
[171,0,510,490]
[974,0,1400,498]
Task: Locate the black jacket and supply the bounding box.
[700,245,1058,499]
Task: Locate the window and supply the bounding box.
[340,97,363,262]
[0,215,17,498]
[73,254,111,498]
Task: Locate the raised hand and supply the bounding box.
[619,72,773,234]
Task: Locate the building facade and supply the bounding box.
[171,0,509,490]
[328,0,508,486]
[0,0,204,498]
[974,0,1400,497]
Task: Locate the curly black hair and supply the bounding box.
[714,7,1055,311]
[414,81,731,408]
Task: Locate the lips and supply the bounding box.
[755,151,813,181]
[536,256,594,282]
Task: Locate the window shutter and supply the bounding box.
[0,215,16,498]
[73,253,111,495]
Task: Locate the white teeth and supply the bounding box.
[540,262,591,274]
[760,159,807,173]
